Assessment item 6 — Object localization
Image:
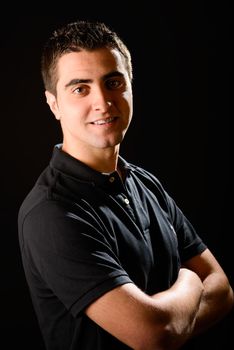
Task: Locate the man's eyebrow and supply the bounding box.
[103,71,124,80]
[64,71,124,89]
[65,78,92,88]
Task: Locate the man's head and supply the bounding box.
[43,21,133,160]
[41,20,133,95]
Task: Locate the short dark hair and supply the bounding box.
[41,20,133,94]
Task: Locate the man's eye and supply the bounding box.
[74,86,87,94]
[106,79,123,89]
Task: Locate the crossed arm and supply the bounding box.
[85,249,234,350]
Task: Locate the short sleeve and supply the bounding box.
[21,200,132,317]
[166,195,207,262]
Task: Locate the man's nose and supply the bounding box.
[92,87,112,112]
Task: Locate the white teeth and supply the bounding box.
[93,117,115,125]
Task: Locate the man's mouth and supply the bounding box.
[91,117,117,125]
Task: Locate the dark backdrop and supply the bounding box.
[1,2,233,349]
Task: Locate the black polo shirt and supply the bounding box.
[18,144,207,350]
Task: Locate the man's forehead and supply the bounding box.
[56,48,127,82]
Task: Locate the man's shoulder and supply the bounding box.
[18,182,48,223]
[18,165,54,221]
[127,161,163,188]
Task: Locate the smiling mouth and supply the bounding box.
[91,117,117,125]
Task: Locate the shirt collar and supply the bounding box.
[50,144,133,189]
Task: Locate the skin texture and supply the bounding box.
[45,47,234,350]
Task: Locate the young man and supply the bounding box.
[18,20,233,350]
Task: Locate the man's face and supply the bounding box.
[45,48,133,156]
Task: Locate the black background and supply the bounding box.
[1,2,233,349]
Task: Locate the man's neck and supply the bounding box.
[62,143,119,173]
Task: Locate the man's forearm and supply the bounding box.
[191,271,234,337]
[150,268,204,349]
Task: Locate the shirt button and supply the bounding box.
[109,176,115,183]
[124,198,130,205]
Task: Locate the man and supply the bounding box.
[18,20,234,350]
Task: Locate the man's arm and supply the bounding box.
[183,248,234,336]
[85,268,204,350]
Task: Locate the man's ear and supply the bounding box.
[45,91,60,120]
